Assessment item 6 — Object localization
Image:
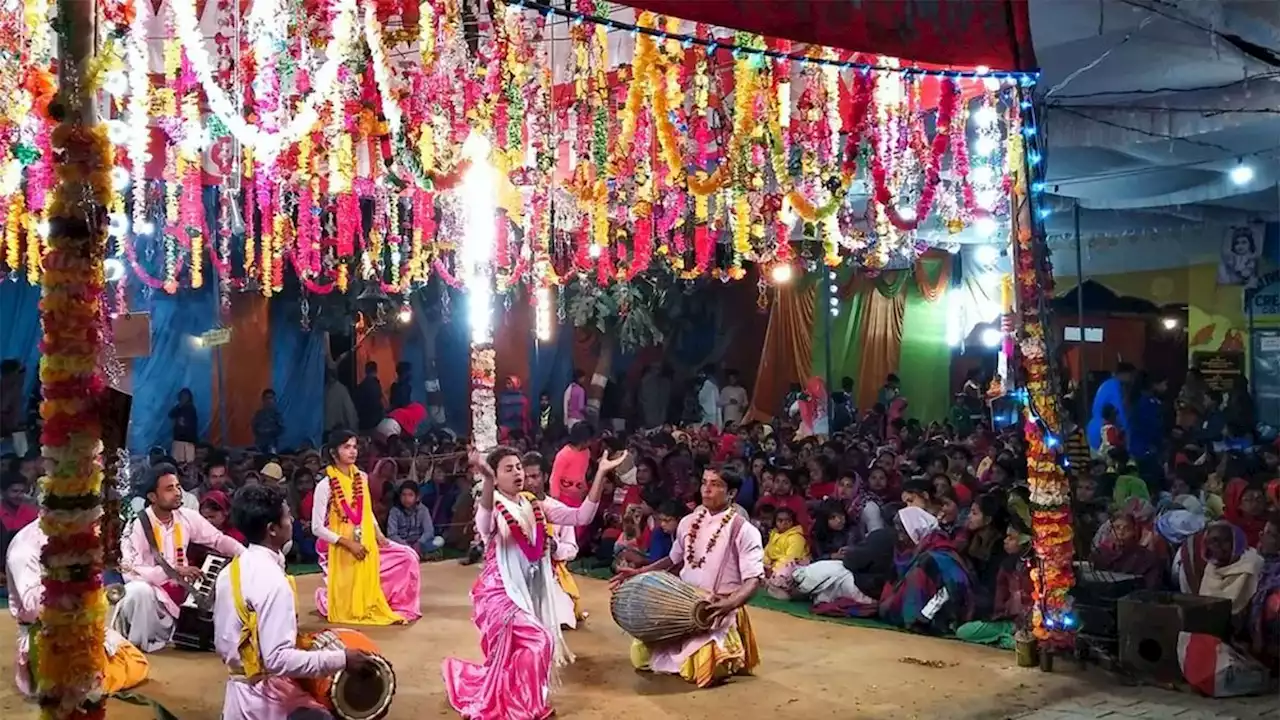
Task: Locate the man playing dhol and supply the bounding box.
[7,521,150,697]
[523,451,585,628]
[115,463,245,652]
[613,465,764,687]
[215,484,374,719]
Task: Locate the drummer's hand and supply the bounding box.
[705,595,739,620]
[340,537,368,561]
[609,566,641,590]
[344,649,375,675]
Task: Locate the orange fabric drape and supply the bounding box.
[209,295,272,446]
[854,287,907,410]
[356,330,402,406]
[749,282,816,421]
[494,300,532,389]
[913,252,953,302]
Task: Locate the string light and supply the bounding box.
[535,286,553,341]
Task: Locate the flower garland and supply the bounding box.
[471,345,497,450]
[325,466,366,526]
[684,507,735,570]
[37,113,113,719]
[495,495,548,562]
[1010,105,1076,649]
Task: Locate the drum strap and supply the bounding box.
[710,514,746,596]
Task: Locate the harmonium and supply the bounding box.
[172,544,230,652]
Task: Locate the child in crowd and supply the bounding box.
[386,480,439,558]
[251,389,283,453]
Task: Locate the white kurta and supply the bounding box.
[214,545,346,720]
[115,507,245,651]
[6,522,139,697]
[541,496,582,629]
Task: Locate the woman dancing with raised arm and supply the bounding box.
[443,445,627,720]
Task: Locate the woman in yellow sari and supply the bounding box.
[311,430,421,624]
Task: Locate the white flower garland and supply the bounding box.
[171,0,359,160]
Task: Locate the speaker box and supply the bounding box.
[1118,591,1232,683]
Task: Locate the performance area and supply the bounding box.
[0,563,1129,720]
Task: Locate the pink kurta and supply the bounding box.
[121,507,246,619]
[214,545,346,720]
[442,496,598,720]
[649,507,765,674]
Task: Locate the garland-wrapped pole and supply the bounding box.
[1010,87,1077,654]
[37,0,112,717]
[460,130,498,452]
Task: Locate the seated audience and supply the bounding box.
[880,507,974,634]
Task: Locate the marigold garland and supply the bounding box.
[37,117,112,719]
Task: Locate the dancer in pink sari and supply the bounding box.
[443,446,628,720]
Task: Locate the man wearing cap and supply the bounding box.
[260,461,285,485]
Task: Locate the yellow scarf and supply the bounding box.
[228,554,298,680]
[324,465,401,625]
[152,517,185,566]
[524,492,581,617]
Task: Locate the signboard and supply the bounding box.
[1253,330,1280,429]
[112,312,151,358]
[1192,351,1245,395]
[197,327,232,347]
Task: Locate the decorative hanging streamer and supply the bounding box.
[912,252,952,302]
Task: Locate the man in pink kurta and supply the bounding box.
[618,466,765,687]
[114,464,245,652]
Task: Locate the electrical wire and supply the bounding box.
[1051,106,1234,151]
[1045,71,1280,101]
[1046,14,1154,97]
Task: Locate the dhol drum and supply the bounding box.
[298,629,396,720]
[611,572,713,645]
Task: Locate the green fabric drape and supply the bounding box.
[812,267,866,389]
[897,281,952,422]
[874,270,911,298]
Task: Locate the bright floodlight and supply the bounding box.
[981,327,1003,348]
[104,258,125,283]
[770,263,794,284]
[397,303,412,324]
[973,245,1000,266]
[896,206,917,221]
[1230,163,1254,186]
[1161,316,1179,331]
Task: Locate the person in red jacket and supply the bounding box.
[756,468,810,529]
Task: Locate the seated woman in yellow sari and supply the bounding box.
[312,430,421,624]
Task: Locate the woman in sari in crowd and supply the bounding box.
[956,493,1007,618]
[1196,521,1264,626]
[1090,509,1165,589]
[865,465,898,507]
[879,507,975,634]
[956,521,1032,649]
[793,377,830,439]
[834,472,884,541]
[1224,478,1270,548]
[1249,514,1280,670]
[1093,496,1161,557]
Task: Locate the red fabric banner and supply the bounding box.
[621,0,1037,72]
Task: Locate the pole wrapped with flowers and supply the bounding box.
[1009,95,1076,651]
[34,1,114,717]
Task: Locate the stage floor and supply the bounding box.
[0,563,1171,719]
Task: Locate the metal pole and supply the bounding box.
[1075,200,1087,418]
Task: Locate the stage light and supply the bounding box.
[1161,316,1180,331]
[459,130,496,345]
[397,303,412,324]
[974,215,999,237]
[976,188,1000,211]
[972,105,998,127]
[896,206,916,221]
[973,244,1000,266]
[1230,161,1254,186]
[770,263,794,284]
[587,243,602,258]
[981,327,1003,348]
[974,136,998,156]
[104,258,125,283]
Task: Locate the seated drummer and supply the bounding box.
[215,484,374,719]
[612,465,765,688]
[114,463,245,652]
[7,521,149,697]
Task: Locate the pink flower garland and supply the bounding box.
[870,77,960,231]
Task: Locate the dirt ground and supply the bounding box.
[0,563,1125,719]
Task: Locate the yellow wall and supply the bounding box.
[1055,263,1250,374]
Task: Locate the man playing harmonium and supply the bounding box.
[215,484,374,719]
[611,465,765,687]
[7,520,150,696]
[114,463,244,651]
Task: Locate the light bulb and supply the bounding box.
[981,327,1003,348]
[971,166,994,185]
[104,258,125,283]
[397,304,412,324]
[588,243,602,258]
[1230,163,1254,186]
[973,245,1000,265]
[974,216,999,237]
[972,106,998,127]
[770,263,794,284]
[896,206,917,221]
[111,167,131,191]
[976,188,1000,211]
[974,136,998,156]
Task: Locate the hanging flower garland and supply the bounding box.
[37,108,114,720]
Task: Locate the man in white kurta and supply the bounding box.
[115,464,245,651]
[216,483,370,720]
[521,452,581,628]
[7,521,150,696]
